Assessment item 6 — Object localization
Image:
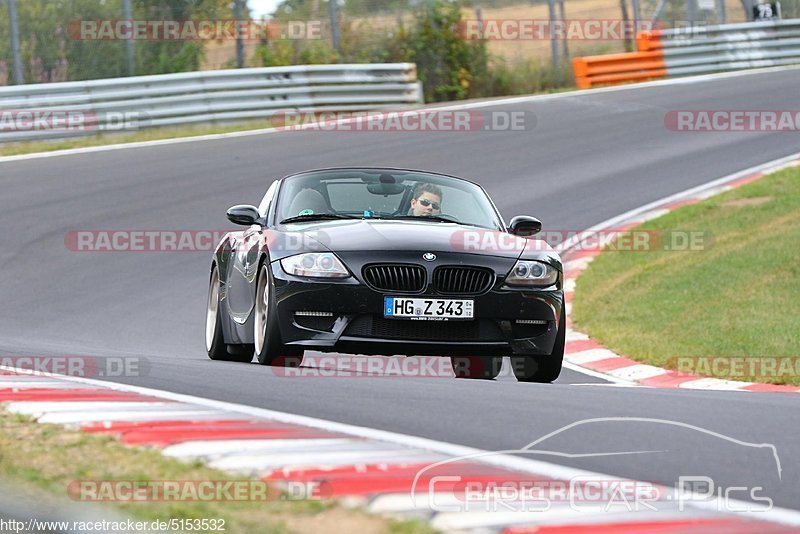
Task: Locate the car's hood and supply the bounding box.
[270,219,559,265]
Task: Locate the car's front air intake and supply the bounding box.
[363,264,426,293]
[433,266,494,295]
[344,315,505,341]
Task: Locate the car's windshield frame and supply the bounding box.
[269,167,505,230]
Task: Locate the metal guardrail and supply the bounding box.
[573,19,800,88]
[0,63,424,143]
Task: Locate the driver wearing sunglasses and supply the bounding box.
[409,183,443,217]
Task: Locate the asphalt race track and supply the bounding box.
[1,68,799,509]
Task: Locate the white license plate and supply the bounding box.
[384,297,474,320]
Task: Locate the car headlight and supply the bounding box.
[280,253,350,278]
[505,260,559,287]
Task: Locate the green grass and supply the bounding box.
[0,411,437,534]
[572,165,800,385]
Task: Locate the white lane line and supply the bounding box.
[570,383,652,388]
[368,493,447,514]
[563,257,594,272]
[5,401,172,416]
[0,380,88,389]
[163,438,369,459]
[566,349,619,365]
[695,186,732,200]
[0,392,234,423]
[209,441,427,463]
[2,65,799,165]
[561,362,636,386]
[430,505,719,531]
[370,494,710,522]
[211,450,444,474]
[635,208,671,223]
[679,378,753,391]
[0,375,78,381]
[565,329,590,342]
[39,410,246,425]
[606,364,670,381]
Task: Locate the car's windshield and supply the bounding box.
[274,169,503,229]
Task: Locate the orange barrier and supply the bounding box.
[573,20,800,88]
[636,30,664,52]
[572,49,666,88]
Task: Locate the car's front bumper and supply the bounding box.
[271,263,564,357]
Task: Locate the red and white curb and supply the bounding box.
[558,152,800,394]
[2,368,800,533]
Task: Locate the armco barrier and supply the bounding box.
[573,19,800,88]
[0,63,423,143]
[572,51,666,88]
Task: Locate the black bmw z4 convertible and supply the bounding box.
[205,168,565,382]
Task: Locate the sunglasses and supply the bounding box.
[418,198,441,210]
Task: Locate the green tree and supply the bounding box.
[400,1,488,101]
[2,0,232,84]
[256,0,491,102]
[62,0,130,81]
[0,4,11,84]
[129,0,228,76]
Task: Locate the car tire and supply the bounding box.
[206,265,253,362]
[451,356,503,380]
[254,261,303,367]
[510,307,566,383]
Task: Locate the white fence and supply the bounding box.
[0,63,424,143]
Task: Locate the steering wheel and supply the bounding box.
[389,207,460,222]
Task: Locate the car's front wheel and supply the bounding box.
[206,265,253,362]
[451,356,503,380]
[510,309,566,383]
[254,261,303,367]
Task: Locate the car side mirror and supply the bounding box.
[509,215,542,237]
[226,205,260,226]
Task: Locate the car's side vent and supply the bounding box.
[363,264,426,293]
[433,266,494,295]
